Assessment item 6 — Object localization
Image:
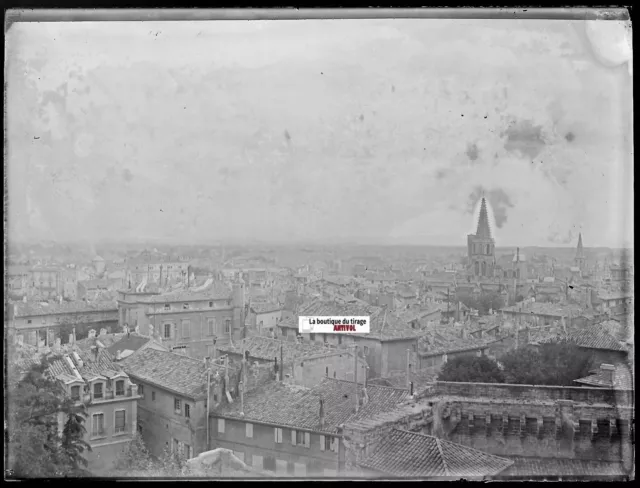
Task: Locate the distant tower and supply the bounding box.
[467,197,496,278]
[574,233,586,272]
[93,255,105,276]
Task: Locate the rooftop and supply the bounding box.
[106,333,153,357]
[534,324,628,352]
[214,378,409,434]
[217,336,329,363]
[418,329,501,357]
[48,347,123,383]
[358,429,513,478]
[138,283,232,304]
[250,303,283,315]
[500,457,628,478]
[120,348,222,399]
[12,299,118,317]
[574,362,633,390]
[500,302,585,317]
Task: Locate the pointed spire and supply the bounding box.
[475,198,492,239]
[576,233,584,259]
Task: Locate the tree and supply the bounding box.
[6,355,92,478]
[112,435,192,477]
[457,292,504,316]
[437,355,505,383]
[113,433,154,473]
[499,340,594,386]
[59,403,93,475]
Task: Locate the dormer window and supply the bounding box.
[115,380,125,396]
[93,382,103,399]
[183,303,189,310]
[71,385,81,401]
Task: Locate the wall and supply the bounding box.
[432,381,633,407]
[83,394,138,474]
[255,310,282,332]
[210,417,339,476]
[382,340,418,379]
[134,381,207,459]
[293,352,367,388]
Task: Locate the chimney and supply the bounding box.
[72,327,76,344]
[239,381,244,416]
[600,364,615,385]
[116,350,122,361]
[319,398,325,429]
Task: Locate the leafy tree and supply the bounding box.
[456,292,503,316]
[112,435,192,477]
[499,340,594,386]
[114,433,154,473]
[6,355,92,478]
[437,355,505,383]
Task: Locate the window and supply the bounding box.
[115,379,125,396]
[218,418,225,434]
[320,435,333,451]
[363,346,369,355]
[174,398,182,413]
[184,444,192,459]
[93,382,103,399]
[225,319,231,334]
[164,323,172,338]
[233,451,245,463]
[185,404,191,418]
[138,384,144,396]
[274,427,283,443]
[182,320,191,338]
[310,333,315,341]
[252,455,264,469]
[92,413,105,436]
[70,385,81,401]
[246,423,253,438]
[115,410,126,434]
[183,303,189,310]
[207,318,216,336]
[208,301,213,307]
[338,334,342,345]
[281,328,287,337]
[326,366,329,377]
[263,456,276,473]
[27,319,32,324]
[333,371,336,378]
[173,438,179,453]
[152,391,156,401]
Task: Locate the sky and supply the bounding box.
[6,17,633,248]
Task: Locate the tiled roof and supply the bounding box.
[565,326,628,352]
[359,429,513,477]
[598,291,631,301]
[48,348,122,382]
[119,348,220,399]
[12,299,118,317]
[322,276,353,287]
[500,457,628,477]
[140,284,232,304]
[217,336,328,363]
[500,302,584,317]
[418,329,500,357]
[214,378,409,434]
[574,362,633,390]
[75,333,125,352]
[250,303,282,314]
[106,334,152,356]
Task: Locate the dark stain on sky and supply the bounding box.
[122,168,133,183]
[565,132,575,142]
[466,143,479,161]
[466,186,514,229]
[502,119,546,159]
[284,130,291,142]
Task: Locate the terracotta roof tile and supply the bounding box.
[217,336,328,362]
[214,378,408,434]
[574,362,633,390]
[359,429,513,477]
[500,457,628,477]
[120,348,220,399]
[48,348,122,381]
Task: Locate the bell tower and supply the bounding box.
[574,233,586,272]
[467,197,496,278]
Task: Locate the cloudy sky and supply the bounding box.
[6,18,633,248]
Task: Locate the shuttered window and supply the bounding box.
[115,410,126,433]
[218,418,225,434]
[246,423,253,438]
[274,427,283,443]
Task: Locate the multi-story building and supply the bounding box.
[118,348,224,460]
[116,281,245,359]
[210,378,409,477]
[30,265,65,298]
[125,251,190,290]
[48,345,141,474]
[9,300,119,347]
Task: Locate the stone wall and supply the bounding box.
[433,381,633,407]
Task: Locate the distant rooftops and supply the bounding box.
[12,299,118,318]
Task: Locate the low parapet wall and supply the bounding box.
[433,381,633,407]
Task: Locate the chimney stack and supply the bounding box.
[319,398,325,429]
[72,327,76,344]
[116,350,122,361]
[600,364,615,385]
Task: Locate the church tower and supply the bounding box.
[467,197,496,278]
[574,233,586,272]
